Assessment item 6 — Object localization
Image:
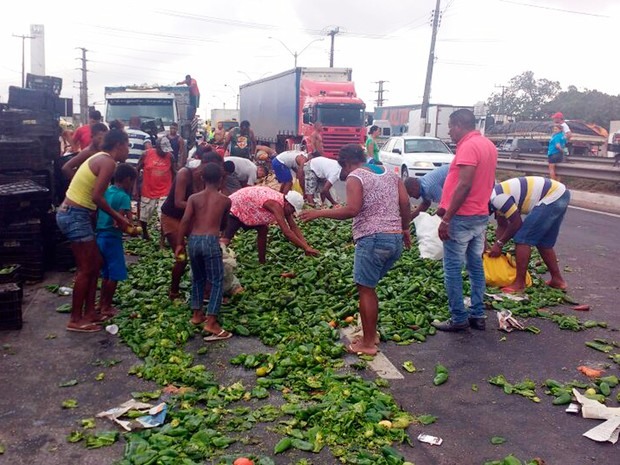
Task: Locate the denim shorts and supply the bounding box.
[56,205,96,242]
[97,233,127,281]
[514,190,570,248]
[272,158,293,183]
[548,153,564,164]
[353,233,403,288]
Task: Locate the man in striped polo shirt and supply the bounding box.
[488,176,570,293]
[125,116,152,166]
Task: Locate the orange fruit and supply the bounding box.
[328,320,337,328]
[344,316,355,324]
[234,458,254,465]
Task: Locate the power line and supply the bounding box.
[498,0,610,18]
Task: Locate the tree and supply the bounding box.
[487,71,561,121]
[543,87,620,129]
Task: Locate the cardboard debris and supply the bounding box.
[572,389,620,443]
[485,292,529,302]
[496,310,525,332]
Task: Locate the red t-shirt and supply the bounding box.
[439,131,497,216]
[189,79,200,96]
[141,149,173,199]
[73,125,92,150]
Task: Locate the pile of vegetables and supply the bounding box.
[90,219,596,464]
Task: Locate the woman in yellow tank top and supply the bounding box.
[56,129,131,333]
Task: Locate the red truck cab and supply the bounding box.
[299,79,366,159]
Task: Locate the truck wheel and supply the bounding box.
[401,166,409,180]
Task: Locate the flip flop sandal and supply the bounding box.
[203,330,233,342]
[67,323,102,333]
[346,343,377,357]
[501,286,525,294]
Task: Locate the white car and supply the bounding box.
[379,136,454,179]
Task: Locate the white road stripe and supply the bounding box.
[568,205,620,219]
[340,326,404,380]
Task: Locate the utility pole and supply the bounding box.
[419,0,441,136]
[328,27,340,68]
[374,80,388,108]
[76,48,89,125]
[12,33,34,87]
[494,84,507,123]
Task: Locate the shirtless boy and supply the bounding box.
[176,163,233,341]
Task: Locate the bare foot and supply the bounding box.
[190,311,206,325]
[203,321,224,335]
[67,321,102,333]
[100,307,120,317]
[546,279,567,290]
[346,341,377,356]
[230,286,244,295]
[352,334,380,345]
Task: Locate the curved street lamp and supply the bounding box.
[268,36,324,68]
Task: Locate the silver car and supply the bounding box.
[379,136,454,179]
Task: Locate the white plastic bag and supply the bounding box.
[413,212,443,260]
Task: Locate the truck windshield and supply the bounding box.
[316,105,365,128]
[404,139,451,154]
[106,99,175,124]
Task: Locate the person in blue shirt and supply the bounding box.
[547,124,566,181]
[403,164,450,220]
[96,163,139,317]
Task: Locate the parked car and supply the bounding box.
[498,138,546,155]
[379,136,454,179]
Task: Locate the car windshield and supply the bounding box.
[404,139,450,154]
[106,98,175,124]
[316,105,365,127]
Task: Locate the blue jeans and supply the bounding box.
[443,215,489,324]
[188,235,223,315]
[354,233,403,288]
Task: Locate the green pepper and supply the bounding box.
[599,382,611,396]
[274,437,292,454]
[433,372,448,386]
[552,393,572,405]
[291,439,313,451]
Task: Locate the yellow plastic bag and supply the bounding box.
[483,253,532,288]
[292,179,303,194]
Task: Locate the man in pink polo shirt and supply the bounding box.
[433,109,497,332]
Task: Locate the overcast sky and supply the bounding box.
[2,0,619,123]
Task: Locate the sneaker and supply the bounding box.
[468,317,486,330]
[432,318,469,332]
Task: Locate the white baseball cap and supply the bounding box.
[284,190,304,214]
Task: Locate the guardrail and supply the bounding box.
[497,158,620,183]
[498,151,617,166]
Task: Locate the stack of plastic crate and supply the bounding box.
[0,264,22,330]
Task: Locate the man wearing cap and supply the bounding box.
[136,136,176,241]
[221,186,319,263]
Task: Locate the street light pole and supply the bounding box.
[268,37,324,68]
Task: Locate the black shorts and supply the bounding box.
[548,153,564,164]
[223,214,261,241]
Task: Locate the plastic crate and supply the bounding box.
[0,218,42,241]
[0,180,51,210]
[8,86,60,113]
[0,109,60,138]
[0,283,23,330]
[0,264,21,284]
[0,137,50,171]
[0,169,52,190]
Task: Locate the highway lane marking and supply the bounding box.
[340,326,404,380]
[568,205,620,219]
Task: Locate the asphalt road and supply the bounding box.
[0,206,618,465]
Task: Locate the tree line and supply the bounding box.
[486,71,620,129]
